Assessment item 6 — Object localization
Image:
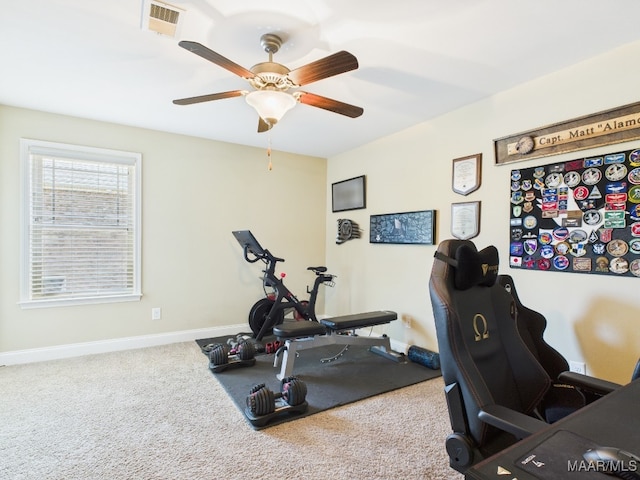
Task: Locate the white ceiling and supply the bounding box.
[2,0,640,158]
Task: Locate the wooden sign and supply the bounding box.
[494,101,640,165]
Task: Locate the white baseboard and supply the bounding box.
[390,338,409,354]
[353,326,408,354]
[0,324,247,366]
[1,324,409,367]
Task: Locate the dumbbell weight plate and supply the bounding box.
[281,376,307,406]
[236,340,255,360]
[208,343,230,365]
[246,384,275,416]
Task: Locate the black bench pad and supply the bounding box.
[272,310,397,339]
[273,321,327,339]
[321,310,397,330]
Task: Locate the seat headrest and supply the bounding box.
[435,241,499,290]
[456,244,499,289]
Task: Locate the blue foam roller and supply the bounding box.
[407,345,440,370]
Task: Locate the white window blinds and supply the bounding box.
[20,139,142,307]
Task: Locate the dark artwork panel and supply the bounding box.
[370,210,436,245]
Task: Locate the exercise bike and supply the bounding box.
[233,230,336,341]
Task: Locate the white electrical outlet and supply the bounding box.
[569,361,586,375]
[151,307,162,320]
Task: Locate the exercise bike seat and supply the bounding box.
[307,266,327,273]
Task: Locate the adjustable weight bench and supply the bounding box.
[272,310,401,380]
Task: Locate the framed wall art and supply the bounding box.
[508,147,640,277]
[369,210,436,245]
[332,175,366,212]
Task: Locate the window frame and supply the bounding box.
[19,138,142,308]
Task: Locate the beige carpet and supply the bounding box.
[0,341,461,480]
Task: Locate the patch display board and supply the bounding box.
[509,148,640,277]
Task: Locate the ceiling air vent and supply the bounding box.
[142,0,184,38]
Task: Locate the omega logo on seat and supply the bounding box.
[473,314,489,341]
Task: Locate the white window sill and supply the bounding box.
[19,293,142,309]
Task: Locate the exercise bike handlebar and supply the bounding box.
[242,244,284,265]
[240,242,334,286]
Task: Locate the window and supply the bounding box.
[20,139,142,307]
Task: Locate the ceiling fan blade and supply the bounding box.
[257,117,272,133]
[178,41,255,79]
[297,92,364,118]
[173,90,245,105]
[287,51,359,86]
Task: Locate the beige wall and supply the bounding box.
[0,106,327,352]
[325,40,640,384]
[3,41,640,383]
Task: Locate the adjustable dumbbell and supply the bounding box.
[208,340,255,366]
[226,334,252,354]
[246,376,308,416]
[208,340,256,372]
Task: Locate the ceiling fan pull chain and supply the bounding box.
[267,135,273,171]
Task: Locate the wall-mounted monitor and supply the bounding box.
[332,175,366,213]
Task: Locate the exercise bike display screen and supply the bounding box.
[233,230,265,257]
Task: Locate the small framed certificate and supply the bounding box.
[452,153,482,195]
[451,201,481,240]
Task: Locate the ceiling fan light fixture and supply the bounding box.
[245,90,297,126]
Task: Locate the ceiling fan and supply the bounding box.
[173,33,364,132]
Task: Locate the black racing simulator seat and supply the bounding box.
[429,239,620,474]
[497,274,621,420]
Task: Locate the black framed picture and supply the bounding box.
[332,175,366,212]
[369,210,436,245]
